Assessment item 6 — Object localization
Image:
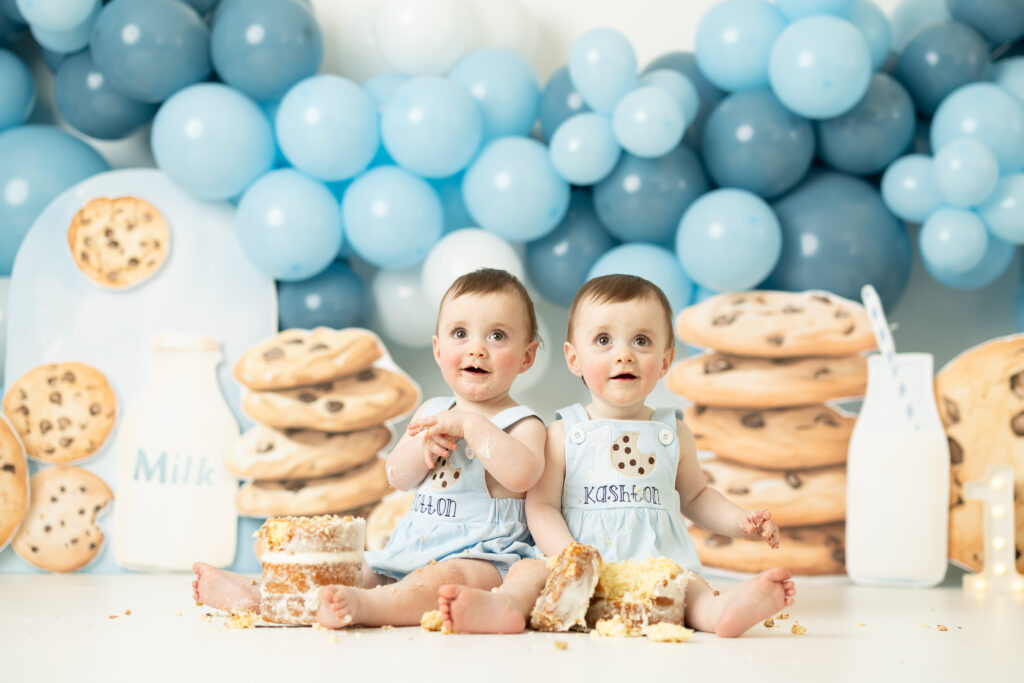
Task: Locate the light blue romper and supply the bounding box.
[558,403,703,573]
[365,397,542,580]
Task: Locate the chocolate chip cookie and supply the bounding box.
[67,196,170,290]
[934,335,1024,573]
[2,362,117,464]
[236,457,392,517]
[688,404,854,469]
[242,367,419,432]
[668,353,867,409]
[690,522,846,575]
[227,424,392,481]
[676,290,876,358]
[233,327,384,391]
[0,416,28,551]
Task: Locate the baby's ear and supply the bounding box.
[564,341,584,378]
[659,344,675,377]
[518,340,539,373]
[432,335,440,365]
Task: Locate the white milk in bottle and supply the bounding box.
[114,333,238,570]
[845,352,950,587]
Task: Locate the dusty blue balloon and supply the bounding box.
[29,0,99,54]
[39,47,69,72]
[210,0,321,102]
[611,86,685,158]
[90,0,211,103]
[895,22,990,116]
[278,261,369,329]
[0,125,109,274]
[696,0,787,92]
[934,138,1000,207]
[538,66,590,142]
[817,74,915,176]
[931,83,1024,173]
[16,0,97,32]
[0,10,24,45]
[880,154,943,223]
[642,51,724,147]
[846,0,892,71]
[1015,275,1024,332]
[568,27,637,114]
[593,144,708,245]
[181,0,220,15]
[701,88,814,198]
[54,50,156,139]
[0,48,34,131]
[431,172,473,234]
[448,47,540,140]
[639,69,699,125]
[924,231,1015,290]
[525,190,618,307]
[363,72,409,109]
[778,0,854,20]
[588,243,694,315]
[765,171,912,309]
[920,207,988,275]
[946,0,1024,45]
[978,174,1024,243]
[549,112,621,186]
[236,169,341,281]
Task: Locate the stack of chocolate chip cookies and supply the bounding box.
[670,291,877,575]
[229,328,419,522]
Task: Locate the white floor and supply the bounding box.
[1,570,1021,683]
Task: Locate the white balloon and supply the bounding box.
[513,314,550,392]
[421,229,525,308]
[469,0,536,58]
[374,0,472,76]
[372,265,436,348]
[311,0,392,82]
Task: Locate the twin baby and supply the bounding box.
[193,268,795,638]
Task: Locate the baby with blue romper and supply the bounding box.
[438,274,796,637]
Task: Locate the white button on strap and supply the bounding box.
[658,429,675,445]
[570,428,586,444]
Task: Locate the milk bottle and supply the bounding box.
[114,333,238,570]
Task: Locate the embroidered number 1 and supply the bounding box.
[586,425,618,484]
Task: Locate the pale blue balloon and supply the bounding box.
[642,51,725,147]
[778,0,854,20]
[611,86,685,158]
[278,261,369,329]
[236,169,341,281]
[588,243,694,315]
[846,0,891,71]
[0,48,34,131]
[923,230,1015,290]
[29,0,99,54]
[769,16,872,119]
[151,83,274,200]
[16,0,96,32]
[880,154,943,223]
[538,66,590,142]
[381,76,482,179]
[695,0,787,92]
[934,138,1000,207]
[549,112,621,186]
[0,125,109,274]
[448,47,540,140]
[895,22,991,117]
[993,57,1024,106]
[931,83,1024,174]
[919,207,988,274]
[946,0,1024,45]
[568,27,637,113]
[693,286,719,304]
[342,166,443,268]
[639,69,699,126]
[889,0,950,49]
[676,189,782,292]
[462,137,570,241]
[977,174,1024,243]
[276,74,379,181]
[363,72,409,109]
[54,50,157,140]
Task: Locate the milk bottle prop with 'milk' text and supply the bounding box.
[114,333,238,570]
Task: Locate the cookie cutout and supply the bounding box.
[0,416,29,551]
[610,431,656,477]
[429,455,462,491]
[13,466,113,572]
[67,196,170,290]
[227,424,392,480]
[2,362,117,464]
[690,522,845,575]
[233,327,383,391]
[236,457,392,517]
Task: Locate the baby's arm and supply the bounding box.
[525,421,576,556]
[674,418,780,548]
[385,403,459,491]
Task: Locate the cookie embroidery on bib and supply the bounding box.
[429,455,462,491]
[610,431,656,477]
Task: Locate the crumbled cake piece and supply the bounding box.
[554,641,568,650]
[938,625,948,632]
[530,543,602,632]
[776,613,789,620]
[226,612,258,629]
[421,610,444,631]
[124,610,131,616]
[763,617,775,628]
[644,622,694,642]
[593,614,642,638]
[587,557,689,630]
[791,622,806,635]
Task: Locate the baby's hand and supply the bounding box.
[740,509,781,549]
[408,411,470,440]
[419,432,459,469]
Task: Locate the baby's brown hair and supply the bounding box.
[566,274,674,349]
[438,268,539,342]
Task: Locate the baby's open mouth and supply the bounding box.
[462,366,489,375]
[611,372,637,380]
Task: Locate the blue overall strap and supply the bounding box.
[554,403,589,430]
[651,406,683,430]
[422,396,457,416]
[489,405,542,431]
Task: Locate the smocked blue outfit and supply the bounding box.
[557,403,703,572]
[366,397,542,580]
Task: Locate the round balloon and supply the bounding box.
[588,243,694,315]
[0,48,34,131]
[549,112,621,186]
[374,0,470,75]
[894,21,991,117]
[611,86,685,158]
[919,207,989,275]
[638,69,699,125]
[16,0,96,32]
[642,51,724,148]
[933,138,1000,208]
[777,0,854,20]
[931,83,1024,174]
[448,47,540,141]
[28,0,99,54]
[993,57,1024,106]
[889,0,950,50]
[977,174,1024,243]
[278,260,369,329]
[923,232,1015,290]
[695,0,787,92]
[846,0,891,71]
[946,0,1024,45]
[363,72,409,110]
[372,264,436,347]
[420,228,524,308]
[538,65,591,142]
[54,50,157,140]
[568,27,637,114]
[880,154,943,223]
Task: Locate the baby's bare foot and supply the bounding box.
[192,562,260,613]
[437,584,526,634]
[714,567,796,638]
[317,585,363,629]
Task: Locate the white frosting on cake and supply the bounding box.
[261,550,363,565]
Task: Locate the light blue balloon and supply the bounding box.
[363,72,409,109]
[568,27,637,113]
[895,22,990,117]
[923,230,1015,290]
[889,0,950,49]
[611,86,685,158]
[846,0,891,71]
[978,174,1024,243]
[236,169,341,281]
[993,57,1024,106]
[538,65,590,142]
[931,83,1024,174]
[431,172,474,234]
[28,0,99,54]
[0,48,34,131]
[769,16,872,119]
[54,50,157,140]
[549,112,621,186]
[448,47,540,140]
[701,88,815,198]
[593,144,709,245]
[778,0,854,20]
[946,0,1024,45]
[693,285,719,304]
[816,74,916,176]
[695,0,787,93]
[16,0,96,32]
[278,261,369,329]
[588,243,694,315]
[933,138,1000,207]
[676,189,782,292]
[210,0,322,102]
[919,207,988,274]
[639,69,699,126]
[0,125,109,274]
[342,166,443,268]
[462,137,570,241]
[642,51,725,147]
[525,189,618,307]
[880,154,943,223]
[276,74,379,181]
[381,76,482,179]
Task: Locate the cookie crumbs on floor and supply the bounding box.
[124,610,131,616]
[420,610,444,631]
[174,611,182,617]
[312,623,329,631]
[791,622,806,635]
[108,615,118,620]
[776,613,789,620]
[763,618,775,628]
[381,625,394,630]
[938,625,948,632]
[201,613,213,623]
[645,623,694,643]
[226,612,257,629]
[554,641,568,650]
[857,622,865,627]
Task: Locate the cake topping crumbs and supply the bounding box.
[857,622,865,627]
[420,610,444,632]
[226,612,258,629]
[108,615,118,620]
[938,625,948,632]
[645,623,694,642]
[712,590,721,596]
[250,579,257,585]
[124,610,131,616]
[202,613,213,623]
[174,611,182,617]
[381,625,394,630]
[791,622,806,635]
[763,618,775,628]
[555,641,568,650]
[776,613,789,620]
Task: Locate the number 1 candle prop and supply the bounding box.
[961,465,1024,594]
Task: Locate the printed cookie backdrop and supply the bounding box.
[0,169,276,573]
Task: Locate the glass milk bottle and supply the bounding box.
[845,352,950,587]
[114,333,238,570]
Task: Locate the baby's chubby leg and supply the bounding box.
[437,558,549,634]
[684,567,796,638]
[192,563,260,613]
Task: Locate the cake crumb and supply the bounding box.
[857,622,865,627]
[791,622,806,635]
[124,610,131,616]
[108,615,118,620]
[173,610,182,617]
[645,623,694,643]
[380,624,394,630]
[763,617,775,628]
[937,625,948,632]
[249,579,257,585]
[195,601,202,606]
[554,641,568,650]
[329,634,338,644]
[420,610,444,632]
[776,613,789,620]
[312,622,329,631]
[201,613,213,623]
[712,590,721,596]
[226,612,258,629]
[429,559,437,565]
[593,614,642,638]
